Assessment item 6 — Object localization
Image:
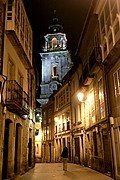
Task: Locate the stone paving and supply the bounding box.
[16,163,114,180]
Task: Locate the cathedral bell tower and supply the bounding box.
[38,10,73,105]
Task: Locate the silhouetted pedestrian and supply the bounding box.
[61,146,68,171]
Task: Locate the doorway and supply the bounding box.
[74,137,80,164]
[14,123,21,173]
[28,138,32,167]
[2,120,10,179]
[103,133,112,174]
[49,143,51,162]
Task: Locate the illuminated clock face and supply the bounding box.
[49,83,57,91]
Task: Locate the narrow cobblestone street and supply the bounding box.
[16,163,113,180]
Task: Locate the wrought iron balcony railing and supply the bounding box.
[5,80,29,116]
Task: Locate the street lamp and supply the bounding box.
[77,92,84,102]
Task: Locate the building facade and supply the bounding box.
[0,0,36,179]
[95,0,120,179]
[74,0,120,179]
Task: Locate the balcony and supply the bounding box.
[5,80,29,116]
[103,37,120,73]
[89,47,102,75]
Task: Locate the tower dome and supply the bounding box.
[48,9,63,33]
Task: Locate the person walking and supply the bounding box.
[61,146,68,171]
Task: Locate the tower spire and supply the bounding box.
[53,8,57,19]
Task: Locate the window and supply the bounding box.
[7,58,15,80]
[59,124,61,132]
[52,66,57,77]
[95,31,100,47]
[113,68,120,96]
[62,123,65,131]
[108,32,113,46]
[17,3,20,21]
[55,96,59,110]
[73,107,76,124]
[98,78,105,119]
[90,90,95,123]
[93,131,98,156]
[114,20,119,36]
[43,127,46,141]
[78,104,82,123]
[35,129,39,136]
[67,121,70,130]
[7,0,12,20]
[66,86,69,102]
[110,0,118,23]
[47,126,49,140]
[55,125,57,133]
[18,71,23,88]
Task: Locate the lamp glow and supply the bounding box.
[77,92,84,102]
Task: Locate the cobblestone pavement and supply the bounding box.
[16,163,113,180]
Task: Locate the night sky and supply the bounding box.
[23,0,91,60]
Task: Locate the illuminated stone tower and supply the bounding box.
[38,10,73,105]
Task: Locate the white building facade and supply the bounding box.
[0,0,36,179]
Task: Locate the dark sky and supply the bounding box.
[24,0,91,61]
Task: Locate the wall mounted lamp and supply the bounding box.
[77,92,84,102]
